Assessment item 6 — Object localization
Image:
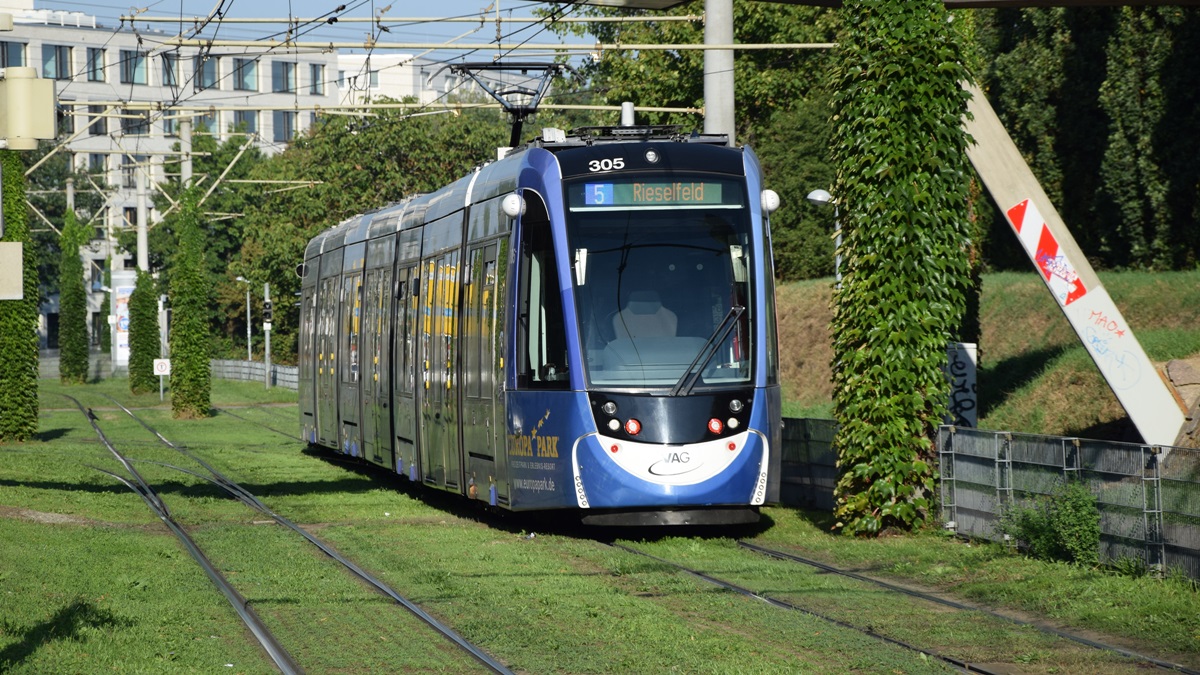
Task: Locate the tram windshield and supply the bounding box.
[564,175,754,391]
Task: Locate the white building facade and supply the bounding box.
[2,0,340,348]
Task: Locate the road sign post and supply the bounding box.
[153,358,171,401]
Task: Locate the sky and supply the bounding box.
[30,0,585,61]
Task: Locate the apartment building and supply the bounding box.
[1,0,340,348]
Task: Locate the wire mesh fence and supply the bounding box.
[210,359,298,390]
[779,419,1200,580]
[939,426,1200,578]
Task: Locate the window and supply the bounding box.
[88,105,107,136]
[161,53,178,87]
[1,41,25,68]
[122,206,136,226]
[56,102,73,136]
[88,153,106,176]
[194,55,219,90]
[162,115,177,137]
[272,61,295,93]
[337,70,344,87]
[86,48,104,81]
[369,70,379,88]
[272,110,295,142]
[121,108,150,136]
[42,45,72,80]
[309,63,324,95]
[233,58,257,91]
[197,110,218,134]
[119,50,147,85]
[516,195,569,390]
[234,109,257,135]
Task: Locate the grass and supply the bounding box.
[777,269,1200,438]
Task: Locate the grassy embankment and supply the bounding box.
[777,269,1200,440]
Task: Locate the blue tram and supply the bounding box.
[299,124,782,525]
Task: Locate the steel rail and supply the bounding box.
[65,395,302,675]
[210,405,299,440]
[102,395,514,675]
[738,541,1200,675]
[610,542,1010,675]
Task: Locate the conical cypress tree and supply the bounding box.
[169,189,211,418]
[128,269,159,394]
[59,209,91,384]
[0,150,39,441]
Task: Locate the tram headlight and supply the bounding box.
[727,417,739,430]
[608,419,621,432]
[729,399,744,413]
[601,401,618,416]
[645,149,660,164]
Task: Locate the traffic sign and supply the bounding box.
[153,359,171,375]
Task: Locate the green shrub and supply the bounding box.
[128,270,159,394]
[0,150,39,441]
[58,209,91,384]
[168,189,211,418]
[1000,480,1101,566]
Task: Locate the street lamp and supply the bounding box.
[235,276,251,362]
[806,189,841,288]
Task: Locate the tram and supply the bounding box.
[298,122,782,525]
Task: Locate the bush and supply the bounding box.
[1000,480,1101,566]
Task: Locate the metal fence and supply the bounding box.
[938,426,1200,578]
[779,418,839,512]
[210,359,299,390]
[779,419,1200,579]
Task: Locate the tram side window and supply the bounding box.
[516,197,568,390]
[342,275,362,383]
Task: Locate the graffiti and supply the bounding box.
[1088,310,1126,338]
[944,344,977,428]
[1083,326,1140,391]
[1036,250,1080,287]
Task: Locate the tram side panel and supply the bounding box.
[361,237,396,470]
[418,214,465,491]
[299,256,319,442]
[338,243,366,457]
[315,248,344,447]
[392,228,422,480]
[461,197,510,505]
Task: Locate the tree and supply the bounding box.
[548,1,842,282]
[0,150,39,441]
[58,209,91,383]
[169,189,211,418]
[233,105,509,359]
[128,269,159,394]
[828,0,973,534]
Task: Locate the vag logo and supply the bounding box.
[649,451,698,476]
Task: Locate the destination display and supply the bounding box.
[568,177,742,210]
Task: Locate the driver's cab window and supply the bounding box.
[516,193,568,389]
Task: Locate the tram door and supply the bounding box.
[462,242,503,496]
[339,272,363,456]
[393,264,419,478]
[361,265,392,468]
[298,280,317,441]
[419,251,462,490]
[315,273,340,446]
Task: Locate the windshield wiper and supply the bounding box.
[669,305,745,397]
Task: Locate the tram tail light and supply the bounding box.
[624,419,641,436]
[708,418,723,434]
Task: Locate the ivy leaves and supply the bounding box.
[830,0,972,535]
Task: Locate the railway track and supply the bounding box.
[76,394,512,675]
[737,541,1199,675]
[611,539,1197,675]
